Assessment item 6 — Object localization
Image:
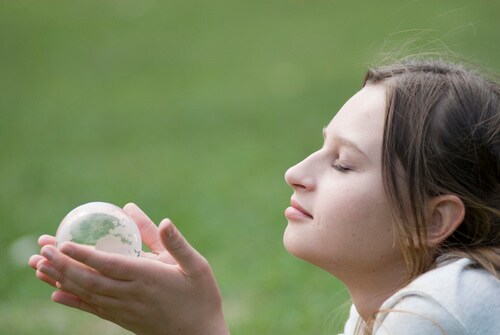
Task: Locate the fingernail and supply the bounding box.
[165,221,176,238]
[42,247,54,260]
[39,263,57,278]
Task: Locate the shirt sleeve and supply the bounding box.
[373,294,466,335]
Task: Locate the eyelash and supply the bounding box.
[331,163,352,173]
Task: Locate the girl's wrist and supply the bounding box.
[202,308,230,335]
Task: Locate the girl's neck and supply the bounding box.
[339,261,407,323]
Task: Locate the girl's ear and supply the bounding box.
[427,195,465,246]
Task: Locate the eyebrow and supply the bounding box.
[322,127,368,158]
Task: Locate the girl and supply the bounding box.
[30,59,499,334]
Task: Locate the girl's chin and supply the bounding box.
[283,226,301,255]
[283,227,317,262]
[283,227,342,275]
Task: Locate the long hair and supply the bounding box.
[363,59,499,282]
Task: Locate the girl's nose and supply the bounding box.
[284,157,316,191]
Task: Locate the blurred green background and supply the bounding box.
[1,0,498,334]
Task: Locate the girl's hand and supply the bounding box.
[28,203,178,287]
[29,234,58,287]
[28,203,229,335]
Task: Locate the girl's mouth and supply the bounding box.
[285,198,313,220]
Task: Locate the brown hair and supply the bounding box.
[363,59,499,281]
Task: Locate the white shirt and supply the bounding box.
[341,258,500,335]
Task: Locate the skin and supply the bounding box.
[284,84,407,321]
[29,84,442,332]
[29,203,229,335]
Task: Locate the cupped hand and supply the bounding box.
[29,203,175,286]
[29,203,229,335]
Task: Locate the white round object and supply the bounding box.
[56,202,141,257]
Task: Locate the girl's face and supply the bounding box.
[284,84,405,278]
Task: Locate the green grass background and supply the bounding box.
[1,0,498,334]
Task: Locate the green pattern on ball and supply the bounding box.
[69,213,133,245]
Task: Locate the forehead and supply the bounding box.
[324,84,387,156]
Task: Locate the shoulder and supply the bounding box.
[374,258,500,335]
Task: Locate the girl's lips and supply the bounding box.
[285,199,313,221]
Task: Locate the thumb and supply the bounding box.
[159,219,205,274]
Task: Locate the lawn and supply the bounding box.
[0,0,498,334]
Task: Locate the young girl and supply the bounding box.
[29,59,499,334]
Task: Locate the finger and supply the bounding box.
[37,251,125,298]
[54,275,125,308]
[38,235,56,247]
[33,256,59,287]
[52,290,125,326]
[52,290,100,315]
[139,251,162,261]
[35,261,59,288]
[29,254,44,269]
[123,203,165,252]
[56,243,137,281]
[39,246,89,290]
[159,219,208,276]
[36,271,58,287]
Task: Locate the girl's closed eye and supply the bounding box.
[331,161,353,173]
